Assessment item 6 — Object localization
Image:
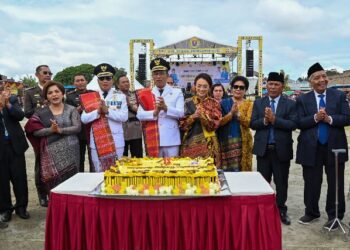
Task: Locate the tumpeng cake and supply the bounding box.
[101,157,221,195]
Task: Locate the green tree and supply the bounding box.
[280,69,291,91]
[113,67,127,82]
[20,75,37,88]
[53,64,95,85]
[297,77,306,82]
[113,67,127,89]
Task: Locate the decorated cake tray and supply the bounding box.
[89,169,232,200]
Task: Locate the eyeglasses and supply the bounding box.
[42,71,53,76]
[232,85,245,91]
[98,76,113,81]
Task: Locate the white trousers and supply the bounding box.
[158,146,180,157]
[91,147,124,172]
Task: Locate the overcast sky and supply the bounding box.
[1,0,349,80]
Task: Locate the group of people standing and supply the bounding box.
[0,58,349,232]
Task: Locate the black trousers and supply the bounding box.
[302,143,345,220]
[123,138,143,158]
[0,142,28,212]
[257,146,290,213]
[79,139,92,172]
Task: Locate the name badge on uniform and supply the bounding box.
[108,95,122,110]
[109,101,122,110]
[116,101,122,109]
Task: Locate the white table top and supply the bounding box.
[224,172,274,195]
[51,171,274,196]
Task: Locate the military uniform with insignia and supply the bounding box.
[23,85,48,206]
[24,86,45,118]
[65,89,94,172]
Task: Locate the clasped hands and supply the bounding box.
[0,90,11,111]
[153,97,167,117]
[126,96,137,113]
[191,105,204,119]
[97,100,109,115]
[50,119,61,134]
[230,103,239,116]
[315,108,331,124]
[264,107,276,125]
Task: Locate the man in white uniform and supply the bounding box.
[81,63,128,172]
[137,58,184,157]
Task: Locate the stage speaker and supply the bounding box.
[213,61,217,66]
[138,53,146,82]
[246,49,254,77]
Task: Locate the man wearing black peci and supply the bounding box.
[296,63,350,230]
[251,72,298,225]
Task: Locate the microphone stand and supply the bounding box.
[323,149,350,241]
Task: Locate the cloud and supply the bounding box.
[335,18,350,38]
[325,65,344,73]
[255,0,324,39]
[0,26,127,77]
[276,45,307,61]
[0,0,349,81]
[160,25,216,46]
[0,57,21,70]
[0,0,142,23]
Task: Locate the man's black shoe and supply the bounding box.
[0,221,8,229]
[323,219,339,231]
[280,212,291,225]
[15,207,30,219]
[298,214,319,225]
[1,211,12,222]
[39,198,48,207]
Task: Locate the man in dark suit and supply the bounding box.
[296,63,350,230]
[251,72,297,225]
[0,89,29,222]
[65,73,94,172]
[24,64,52,207]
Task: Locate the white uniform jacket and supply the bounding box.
[136,84,184,146]
[81,88,128,150]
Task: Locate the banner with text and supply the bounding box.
[169,62,230,89]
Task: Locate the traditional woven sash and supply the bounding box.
[194,96,221,137]
[80,92,116,171]
[25,114,58,190]
[136,88,160,157]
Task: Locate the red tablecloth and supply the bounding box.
[45,193,281,250]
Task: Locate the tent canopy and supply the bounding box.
[153,36,237,57]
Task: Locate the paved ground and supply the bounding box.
[0,127,350,249]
